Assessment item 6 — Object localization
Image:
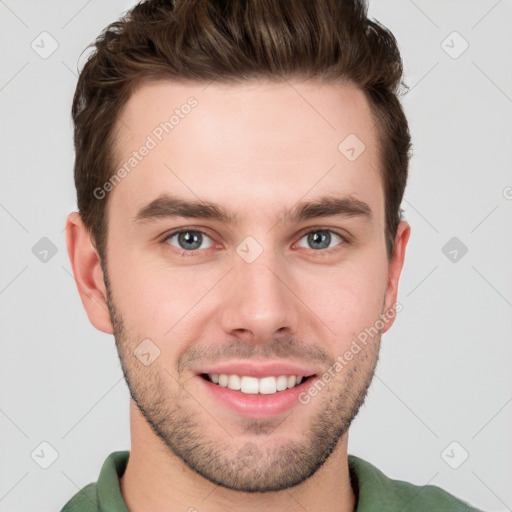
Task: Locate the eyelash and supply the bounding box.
[160,227,351,258]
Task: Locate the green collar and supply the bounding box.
[64,450,480,512]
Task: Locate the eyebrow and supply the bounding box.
[134,193,373,226]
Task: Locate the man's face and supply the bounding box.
[100,79,406,492]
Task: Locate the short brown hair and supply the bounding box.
[72,0,411,263]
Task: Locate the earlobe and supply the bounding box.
[381,220,411,334]
[65,212,114,334]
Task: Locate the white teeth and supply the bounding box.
[228,374,241,391]
[259,376,277,394]
[276,375,288,391]
[240,376,259,394]
[206,373,307,395]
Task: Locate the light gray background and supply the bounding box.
[1,1,511,511]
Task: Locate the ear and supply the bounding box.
[381,220,411,334]
[65,212,113,334]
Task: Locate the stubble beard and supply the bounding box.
[104,275,381,492]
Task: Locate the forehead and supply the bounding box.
[109,79,382,225]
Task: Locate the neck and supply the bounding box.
[120,401,356,512]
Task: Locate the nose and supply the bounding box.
[218,244,302,345]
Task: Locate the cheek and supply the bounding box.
[106,246,170,335]
[313,258,387,342]
[108,245,218,342]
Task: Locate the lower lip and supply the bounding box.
[197,375,315,417]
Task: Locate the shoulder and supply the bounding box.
[59,483,99,512]
[59,450,130,512]
[348,454,483,512]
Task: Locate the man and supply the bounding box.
[61,0,481,510]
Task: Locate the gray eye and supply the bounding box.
[297,230,342,250]
[166,230,214,251]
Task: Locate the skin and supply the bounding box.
[66,79,410,512]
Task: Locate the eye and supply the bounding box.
[295,229,347,252]
[161,227,349,258]
[164,229,215,253]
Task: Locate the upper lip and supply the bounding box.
[195,360,319,378]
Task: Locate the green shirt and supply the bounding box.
[60,450,482,511]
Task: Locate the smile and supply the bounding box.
[202,373,312,395]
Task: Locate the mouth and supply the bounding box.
[199,372,316,395]
[194,362,320,417]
